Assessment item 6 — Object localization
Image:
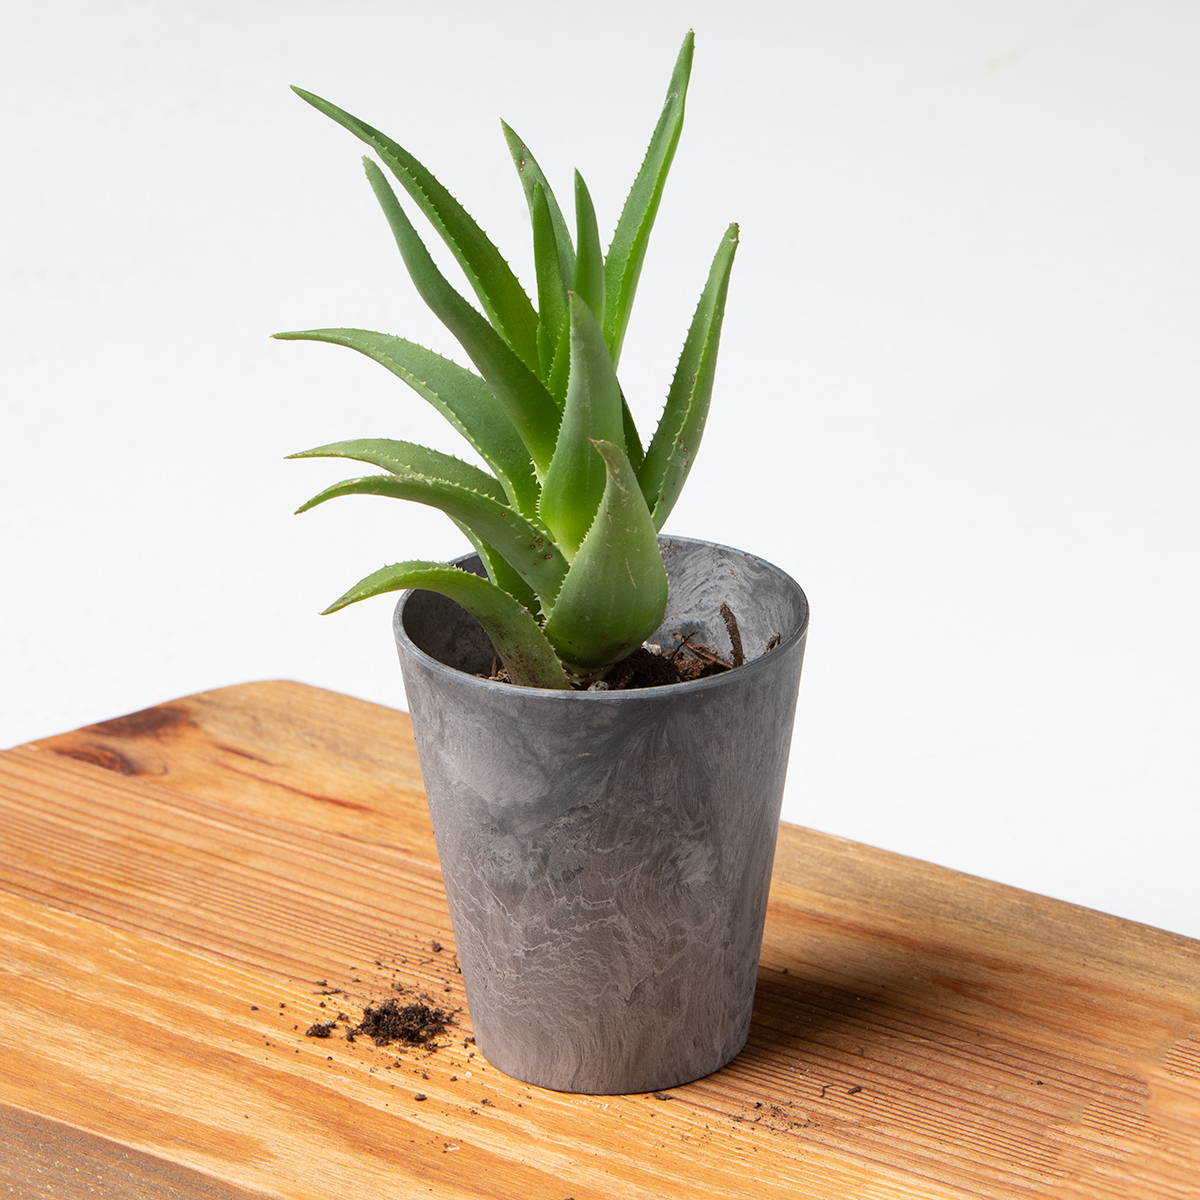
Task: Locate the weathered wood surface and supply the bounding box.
[1,680,1196,1199]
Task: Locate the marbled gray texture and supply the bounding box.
[394,536,808,1094]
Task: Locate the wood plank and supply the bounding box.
[1,680,1197,1199]
[21,680,429,847]
[0,892,907,1200]
[0,1103,276,1200]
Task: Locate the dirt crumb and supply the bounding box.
[355,998,452,1047]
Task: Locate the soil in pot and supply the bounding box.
[484,602,781,690]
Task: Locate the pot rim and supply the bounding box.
[393,533,809,701]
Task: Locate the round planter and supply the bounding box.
[393,535,809,1094]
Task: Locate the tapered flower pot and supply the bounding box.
[393,535,808,1094]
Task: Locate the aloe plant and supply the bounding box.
[279,31,737,689]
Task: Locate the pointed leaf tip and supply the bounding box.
[295,86,540,365]
[285,437,508,503]
[504,120,577,313]
[319,561,571,687]
[538,296,625,557]
[572,172,605,323]
[292,472,568,601]
[588,436,629,472]
[602,33,695,363]
[638,221,738,527]
[678,30,695,65]
[363,160,559,470]
[543,438,666,669]
[271,327,540,515]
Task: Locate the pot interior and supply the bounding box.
[399,535,808,680]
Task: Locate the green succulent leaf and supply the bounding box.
[271,328,539,517]
[288,438,507,503]
[572,172,605,325]
[603,30,694,363]
[545,319,571,405]
[363,160,560,476]
[323,561,570,690]
[538,294,625,558]
[543,439,668,669]
[449,519,540,615]
[620,389,645,474]
[639,222,739,528]
[531,182,569,381]
[293,86,539,367]
[290,442,535,611]
[297,473,568,603]
[501,121,575,288]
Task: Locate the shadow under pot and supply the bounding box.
[393,534,809,1094]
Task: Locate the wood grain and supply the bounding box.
[0,1103,273,1200]
[1,680,1197,1199]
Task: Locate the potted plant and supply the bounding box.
[278,31,809,1095]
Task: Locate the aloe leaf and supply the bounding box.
[543,439,668,669]
[297,473,568,603]
[323,561,570,689]
[620,390,645,473]
[639,222,738,527]
[603,31,694,363]
[544,305,641,462]
[538,294,625,558]
[288,438,507,502]
[531,183,569,381]
[290,437,538,609]
[293,86,539,367]
[572,172,605,324]
[501,121,575,287]
[450,519,540,614]
[363,160,560,476]
[272,328,539,516]
[546,319,571,405]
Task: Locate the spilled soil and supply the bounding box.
[352,998,452,1046]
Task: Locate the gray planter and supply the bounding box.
[393,535,808,1094]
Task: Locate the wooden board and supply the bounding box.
[1,680,1196,1199]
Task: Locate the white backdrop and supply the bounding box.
[3,0,1198,936]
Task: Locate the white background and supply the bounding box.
[3,1,1197,936]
